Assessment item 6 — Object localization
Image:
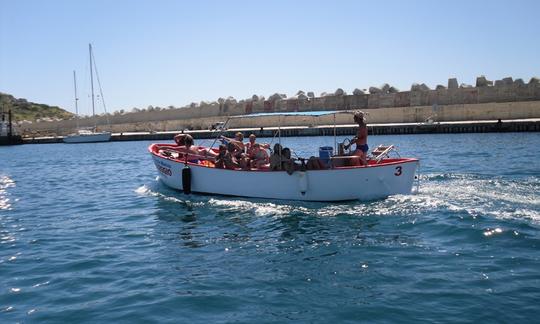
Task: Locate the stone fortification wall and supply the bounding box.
[23,76,540,135]
[25,101,538,137]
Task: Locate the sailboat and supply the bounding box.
[64,44,111,143]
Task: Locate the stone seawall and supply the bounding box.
[22,76,540,136]
[22,119,540,144]
[23,100,540,136]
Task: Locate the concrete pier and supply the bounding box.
[22,118,540,144]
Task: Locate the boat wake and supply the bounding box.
[135,183,205,209]
[417,173,540,223]
[136,173,540,224]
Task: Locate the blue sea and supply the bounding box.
[1,133,539,323]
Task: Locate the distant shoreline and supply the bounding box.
[21,118,540,144]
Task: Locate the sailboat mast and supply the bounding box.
[73,70,79,129]
[89,43,95,118]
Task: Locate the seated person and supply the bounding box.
[174,133,217,161]
[234,132,245,151]
[220,132,246,153]
[233,142,251,170]
[226,133,258,170]
[269,143,283,171]
[174,133,189,146]
[249,143,270,169]
[280,147,298,175]
[246,134,270,157]
[306,156,326,170]
[215,144,239,170]
[214,144,226,168]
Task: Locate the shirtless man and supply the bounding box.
[246,134,270,157]
[174,133,217,161]
[215,144,238,169]
[220,132,251,169]
[220,132,245,153]
[249,143,270,169]
[350,111,368,165]
[174,134,199,156]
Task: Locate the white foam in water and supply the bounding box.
[135,184,206,208]
[208,198,292,217]
[417,173,540,222]
[135,185,151,195]
[135,171,539,222]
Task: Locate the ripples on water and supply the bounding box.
[0,133,539,322]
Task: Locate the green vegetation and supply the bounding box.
[0,92,73,122]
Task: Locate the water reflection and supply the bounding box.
[0,175,15,210]
[153,194,205,249]
[144,178,416,254]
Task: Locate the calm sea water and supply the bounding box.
[1,133,539,323]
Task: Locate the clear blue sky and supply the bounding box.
[1,0,539,115]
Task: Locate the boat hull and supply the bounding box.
[149,144,419,201]
[0,135,23,146]
[63,132,111,143]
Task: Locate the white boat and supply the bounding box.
[149,111,420,201]
[64,44,111,144]
[149,145,419,202]
[63,129,111,143]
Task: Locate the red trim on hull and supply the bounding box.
[148,143,419,172]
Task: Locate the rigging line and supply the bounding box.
[91,48,111,128]
[267,128,280,152]
[208,117,230,152]
[73,71,79,129]
[333,113,337,154]
[82,57,90,118]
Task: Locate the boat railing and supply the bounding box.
[326,144,399,167]
[370,145,399,163]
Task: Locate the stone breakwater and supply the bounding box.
[22,119,540,144]
[22,76,540,136]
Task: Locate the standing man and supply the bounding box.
[352,111,368,165]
